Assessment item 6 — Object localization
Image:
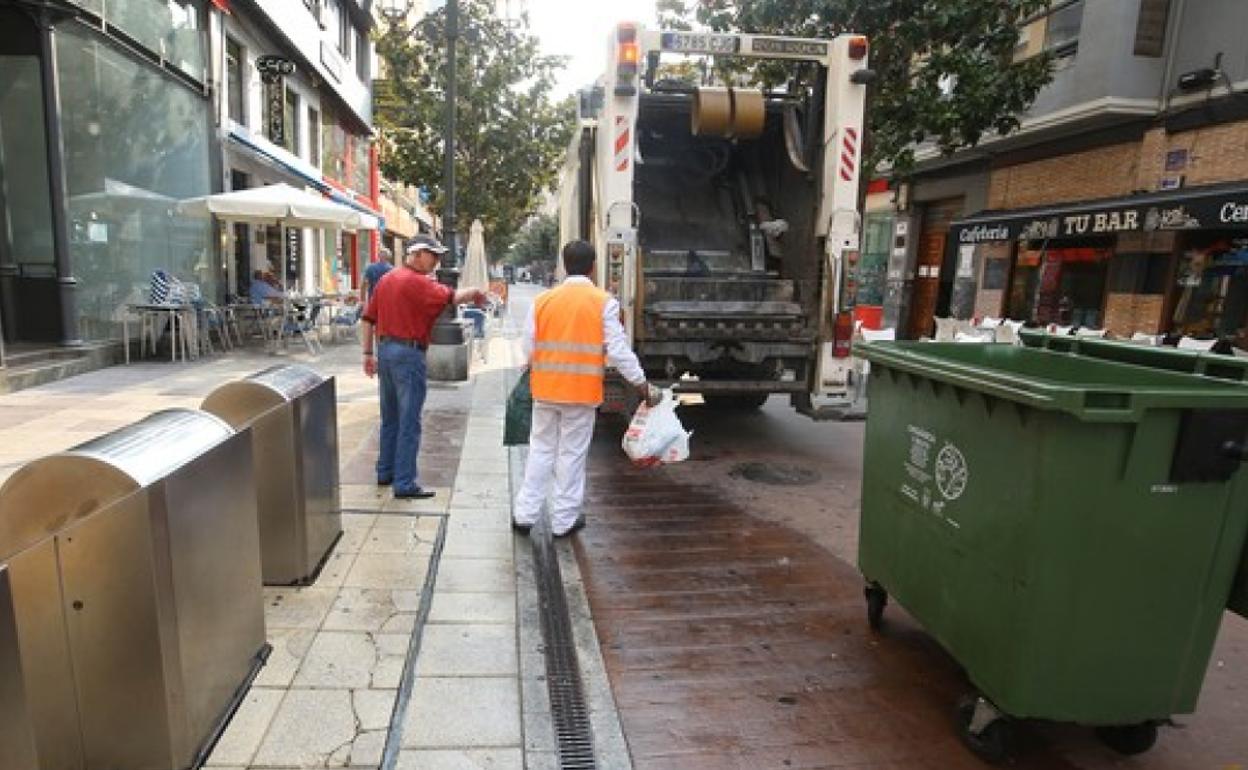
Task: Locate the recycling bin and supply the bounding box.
[0,409,266,770]
[854,340,1248,759]
[202,364,342,585]
[1019,331,1248,620]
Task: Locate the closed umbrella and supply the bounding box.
[462,219,490,292]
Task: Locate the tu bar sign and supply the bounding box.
[257,55,295,147]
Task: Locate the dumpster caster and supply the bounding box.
[864,583,887,630]
[1095,722,1157,755]
[956,695,1013,764]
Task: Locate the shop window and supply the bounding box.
[1134,0,1171,57]
[1008,240,1112,327]
[100,0,207,80]
[226,36,245,125]
[0,54,56,268]
[56,25,215,341]
[1171,235,1248,342]
[856,214,892,307]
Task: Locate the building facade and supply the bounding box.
[0,0,217,346]
[878,0,1248,348]
[214,0,380,298]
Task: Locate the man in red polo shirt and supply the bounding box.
[361,234,484,498]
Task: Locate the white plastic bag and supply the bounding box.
[621,389,691,466]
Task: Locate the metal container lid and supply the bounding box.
[0,409,233,560]
[200,364,326,428]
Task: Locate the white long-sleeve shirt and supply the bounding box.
[522,276,646,386]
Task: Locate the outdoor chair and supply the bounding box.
[330,302,362,343]
[1129,332,1164,346]
[282,301,324,355]
[1074,327,1108,339]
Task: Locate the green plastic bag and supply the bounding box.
[504,368,532,446]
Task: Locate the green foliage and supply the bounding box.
[374,0,574,252]
[659,0,1055,178]
[506,212,559,267]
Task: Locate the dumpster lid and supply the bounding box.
[855,341,1248,422]
[0,408,233,559]
[1020,331,1248,382]
[200,364,327,427]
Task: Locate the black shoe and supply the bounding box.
[377,478,393,486]
[554,515,586,537]
[511,520,533,535]
[394,487,436,500]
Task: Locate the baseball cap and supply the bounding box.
[406,234,449,256]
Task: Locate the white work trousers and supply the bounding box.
[514,400,597,534]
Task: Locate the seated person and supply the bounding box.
[249,270,284,304]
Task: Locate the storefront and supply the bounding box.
[952,181,1248,345]
[0,0,215,345]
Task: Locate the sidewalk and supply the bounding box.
[0,328,626,768]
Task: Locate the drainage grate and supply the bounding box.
[532,530,598,769]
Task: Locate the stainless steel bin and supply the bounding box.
[202,364,342,585]
[0,409,267,770]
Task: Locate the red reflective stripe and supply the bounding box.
[615,128,630,156]
[846,127,858,142]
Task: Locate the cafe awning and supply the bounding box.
[951,180,1248,245]
[177,183,378,231]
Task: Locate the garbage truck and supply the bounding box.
[557,24,871,415]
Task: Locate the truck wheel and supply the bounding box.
[956,696,1013,764]
[1095,723,1157,755]
[702,393,769,410]
[864,584,887,630]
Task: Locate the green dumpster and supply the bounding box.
[855,340,1248,761]
[1018,331,1248,620]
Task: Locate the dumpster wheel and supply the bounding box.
[1095,722,1157,755]
[956,695,1013,764]
[864,583,887,631]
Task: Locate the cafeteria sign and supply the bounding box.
[952,186,1248,244]
[257,55,295,148]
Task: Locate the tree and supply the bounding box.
[374,0,574,252]
[656,0,1055,177]
[506,212,559,269]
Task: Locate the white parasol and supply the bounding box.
[462,218,491,292]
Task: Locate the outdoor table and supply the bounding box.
[124,303,198,364]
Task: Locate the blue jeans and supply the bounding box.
[376,341,428,493]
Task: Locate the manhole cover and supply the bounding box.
[730,462,820,486]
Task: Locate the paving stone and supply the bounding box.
[436,557,514,593]
[349,729,388,766]
[444,510,512,534]
[362,523,438,554]
[254,628,316,688]
[522,708,554,754]
[401,677,521,748]
[203,687,283,766]
[442,527,513,560]
[312,550,357,589]
[292,631,384,689]
[414,624,518,676]
[353,688,398,731]
[262,587,337,630]
[428,592,516,625]
[340,484,387,509]
[382,488,452,514]
[343,552,431,589]
[323,587,422,633]
[396,748,525,769]
[251,689,356,768]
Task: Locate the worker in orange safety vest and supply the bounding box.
[512,240,658,536]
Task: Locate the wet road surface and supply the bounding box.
[574,399,1248,769]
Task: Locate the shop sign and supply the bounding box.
[286,227,300,279]
[951,187,1248,244]
[265,78,285,148]
[255,55,295,84]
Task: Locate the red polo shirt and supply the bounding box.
[362,266,454,346]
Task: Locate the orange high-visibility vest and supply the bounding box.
[530,282,608,404]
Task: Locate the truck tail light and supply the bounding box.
[848,35,868,60]
[618,41,640,76]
